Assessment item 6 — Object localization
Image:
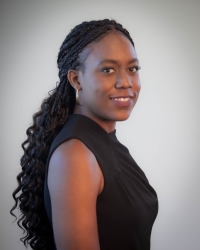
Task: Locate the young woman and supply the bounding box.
[11,19,158,250]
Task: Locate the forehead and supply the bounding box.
[85,32,137,65]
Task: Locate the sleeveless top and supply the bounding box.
[44,114,158,250]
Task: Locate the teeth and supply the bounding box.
[113,97,130,101]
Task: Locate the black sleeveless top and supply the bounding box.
[44,114,158,250]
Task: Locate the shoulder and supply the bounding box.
[49,139,97,171]
[47,138,102,197]
[47,139,102,249]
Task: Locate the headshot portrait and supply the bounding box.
[0,0,199,249]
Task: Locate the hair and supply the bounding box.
[10,19,135,249]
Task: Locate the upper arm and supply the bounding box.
[48,139,101,250]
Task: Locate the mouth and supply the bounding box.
[109,96,133,107]
[111,97,131,102]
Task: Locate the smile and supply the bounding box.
[110,96,133,107]
[112,97,131,102]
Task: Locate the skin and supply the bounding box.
[48,31,141,250]
[68,31,141,133]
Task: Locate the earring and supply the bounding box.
[76,88,80,105]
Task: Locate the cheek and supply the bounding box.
[82,71,114,103]
[88,77,112,97]
[91,87,109,103]
[137,81,141,92]
[133,76,141,92]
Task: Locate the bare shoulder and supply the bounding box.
[48,139,102,188]
[48,138,102,197]
[49,138,97,167]
[47,139,102,249]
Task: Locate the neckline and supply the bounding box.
[70,114,116,136]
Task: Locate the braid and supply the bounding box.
[10,19,135,249]
[58,19,134,76]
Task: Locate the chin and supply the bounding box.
[111,111,132,121]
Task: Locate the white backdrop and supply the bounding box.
[1,0,200,249]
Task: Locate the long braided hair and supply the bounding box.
[10,19,135,249]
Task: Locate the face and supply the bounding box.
[73,32,141,127]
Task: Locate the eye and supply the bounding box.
[101,68,115,73]
[129,66,141,73]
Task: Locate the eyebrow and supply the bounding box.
[97,58,139,66]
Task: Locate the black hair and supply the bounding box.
[10,19,135,249]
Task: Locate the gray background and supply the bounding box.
[1,0,200,249]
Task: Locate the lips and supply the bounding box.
[111,97,131,102]
[110,95,133,107]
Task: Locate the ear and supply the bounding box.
[67,70,82,90]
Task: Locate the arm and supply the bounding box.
[48,139,102,250]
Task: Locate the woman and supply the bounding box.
[11,19,158,250]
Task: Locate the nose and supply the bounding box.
[115,70,132,89]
